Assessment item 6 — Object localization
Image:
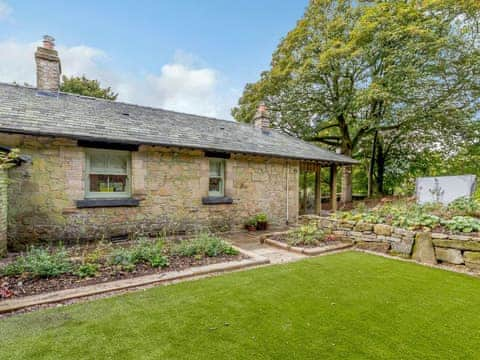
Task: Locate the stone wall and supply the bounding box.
[300,215,480,271]
[2,134,299,250]
[0,169,8,256]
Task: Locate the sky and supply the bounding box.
[0,0,308,119]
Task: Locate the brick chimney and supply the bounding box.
[35,35,61,92]
[253,102,270,132]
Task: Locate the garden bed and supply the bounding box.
[0,234,246,299]
[262,224,353,255]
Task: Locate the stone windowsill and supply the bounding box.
[76,198,140,208]
[202,196,233,205]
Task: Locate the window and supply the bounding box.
[208,159,225,197]
[85,149,131,198]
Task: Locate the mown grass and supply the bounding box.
[1,251,480,359]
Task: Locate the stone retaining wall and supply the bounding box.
[300,215,480,271]
[0,170,7,256]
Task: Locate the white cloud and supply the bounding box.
[0,1,12,21]
[0,39,238,119]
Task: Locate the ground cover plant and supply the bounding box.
[270,223,340,248]
[0,234,241,298]
[1,252,480,359]
[336,197,480,234]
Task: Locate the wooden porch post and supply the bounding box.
[302,171,308,214]
[329,165,338,212]
[315,167,322,215]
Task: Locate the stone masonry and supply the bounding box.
[3,134,299,250]
[300,215,480,272]
[0,169,8,256]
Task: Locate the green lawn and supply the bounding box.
[1,251,480,359]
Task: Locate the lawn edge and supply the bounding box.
[354,249,480,278]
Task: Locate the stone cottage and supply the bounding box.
[0,36,357,251]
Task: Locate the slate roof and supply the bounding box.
[0,82,357,165]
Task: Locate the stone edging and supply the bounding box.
[263,237,353,255]
[0,245,269,314]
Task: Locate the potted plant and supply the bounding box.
[245,218,258,231]
[255,213,268,231]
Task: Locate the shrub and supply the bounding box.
[0,246,72,278]
[173,233,238,257]
[74,263,99,278]
[448,197,480,217]
[108,238,168,271]
[442,216,480,233]
[245,217,258,227]
[287,223,325,246]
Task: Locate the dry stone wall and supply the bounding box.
[3,134,299,250]
[300,215,480,271]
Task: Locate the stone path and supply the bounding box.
[225,230,307,264]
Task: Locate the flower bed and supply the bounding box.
[263,223,353,255]
[335,197,480,235]
[0,234,245,299]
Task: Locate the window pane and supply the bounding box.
[209,177,223,194]
[90,174,127,193]
[108,154,128,173]
[90,153,108,172]
[209,160,222,177]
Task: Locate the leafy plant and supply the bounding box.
[245,218,258,227]
[74,263,99,278]
[448,197,480,218]
[442,216,480,233]
[0,246,72,278]
[287,223,325,246]
[108,238,169,271]
[173,233,238,258]
[0,148,22,170]
[255,213,268,223]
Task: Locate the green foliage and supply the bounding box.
[255,213,268,223]
[60,75,118,100]
[108,238,168,271]
[74,263,99,278]
[232,0,480,197]
[447,197,480,218]
[339,197,480,233]
[0,148,21,170]
[442,216,480,233]
[287,223,325,246]
[0,246,72,278]
[245,217,258,227]
[173,233,239,258]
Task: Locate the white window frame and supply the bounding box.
[85,148,131,199]
[208,158,225,197]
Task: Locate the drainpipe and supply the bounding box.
[286,161,289,225]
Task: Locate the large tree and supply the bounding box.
[60,75,118,100]
[233,0,480,201]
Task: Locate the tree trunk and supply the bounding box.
[375,138,385,195]
[341,146,353,203]
[367,131,378,198]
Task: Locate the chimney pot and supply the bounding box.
[253,102,271,133]
[42,35,55,50]
[35,35,61,92]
